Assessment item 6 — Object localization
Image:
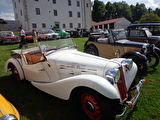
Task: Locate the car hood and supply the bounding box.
[148,36,160,39]
[47,49,121,78]
[116,39,148,48]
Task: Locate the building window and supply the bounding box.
[68,0,71,6]
[69,11,72,17]
[36,8,40,15]
[69,23,73,28]
[35,0,39,1]
[16,14,18,19]
[32,23,37,28]
[86,3,88,7]
[77,12,80,18]
[14,2,16,8]
[77,1,80,7]
[42,23,46,28]
[78,23,81,28]
[53,10,58,16]
[63,24,66,28]
[53,0,56,4]
[20,10,22,16]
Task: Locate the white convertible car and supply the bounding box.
[5,38,146,120]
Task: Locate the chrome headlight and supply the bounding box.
[149,44,155,51]
[0,114,18,120]
[105,68,120,84]
[122,59,133,70]
[141,44,149,54]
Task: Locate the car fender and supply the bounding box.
[4,58,25,80]
[31,74,120,100]
[154,47,160,56]
[121,51,147,61]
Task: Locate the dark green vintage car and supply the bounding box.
[84,29,160,75]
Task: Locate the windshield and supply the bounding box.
[47,30,55,33]
[56,29,65,32]
[145,29,152,36]
[0,32,13,36]
[112,30,127,40]
[38,38,77,55]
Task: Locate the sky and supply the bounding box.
[0,0,160,20]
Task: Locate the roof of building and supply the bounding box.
[92,18,123,26]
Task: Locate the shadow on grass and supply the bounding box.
[0,75,87,120]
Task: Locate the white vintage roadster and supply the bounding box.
[4,38,146,120]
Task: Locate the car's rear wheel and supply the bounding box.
[84,45,98,56]
[77,89,116,120]
[11,65,21,81]
[146,52,159,68]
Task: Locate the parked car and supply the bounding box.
[127,23,160,36]
[0,94,20,120]
[0,31,20,44]
[84,29,159,75]
[82,28,90,37]
[38,29,60,40]
[66,30,80,37]
[126,28,160,48]
[54,28,70,38]
[25,31,40,42]
[4,38,146,120]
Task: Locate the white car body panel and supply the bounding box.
[32,74,121,100]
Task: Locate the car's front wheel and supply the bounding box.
[11,65,21,81]
[77,89,117,120]
[146,52,159,68]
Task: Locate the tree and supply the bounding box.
[139,13,160,23]
[154,8,160,17]
[130,3,148,23]
[92,0,106,22]
[112,1,132,20]
[105,2,116,20]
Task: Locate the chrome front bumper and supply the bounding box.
[117,79,146,116]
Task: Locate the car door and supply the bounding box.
[127,29,148,43]
[21,46,50,82]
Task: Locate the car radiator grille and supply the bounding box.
[117,67,128,101]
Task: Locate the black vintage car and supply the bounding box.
[84,29,160,75]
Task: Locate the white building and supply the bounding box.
[92,18,131,30]
[12,0,92,31]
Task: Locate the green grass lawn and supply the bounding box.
[0,38,160,120]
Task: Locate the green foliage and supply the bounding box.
[92,0,106,22]
[130,3,148,23]
[92,0,160,23]
[139,13,160,23]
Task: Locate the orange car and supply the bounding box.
[0,94,20,120]
[25,31,40,43]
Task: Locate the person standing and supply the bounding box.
[32,29,38,43]
[18,27,27,48]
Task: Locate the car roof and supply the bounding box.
[128,23,160,29]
